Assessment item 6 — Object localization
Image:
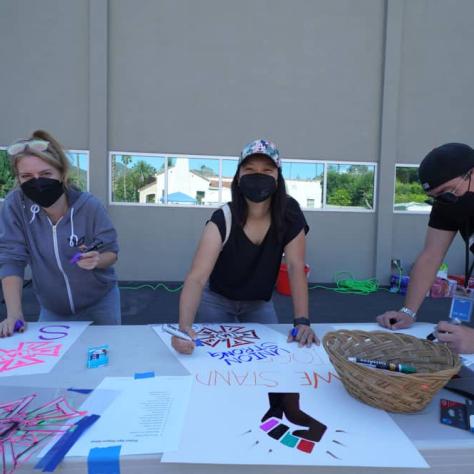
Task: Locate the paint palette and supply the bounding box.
[260,417,316,454]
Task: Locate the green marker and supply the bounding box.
[348,357,416,374]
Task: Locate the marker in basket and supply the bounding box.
[162,324,204,346]
[348,357,417,374]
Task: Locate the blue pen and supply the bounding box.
[291,327,298,338]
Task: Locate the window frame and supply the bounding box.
[108,151,378,213]
[393,163,431,215]
[108,151,236,208]
[67,149,90,192]
[322,160,378,213]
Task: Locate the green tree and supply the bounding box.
[326,167,374,208]
[158,157,176,171]
[395,181,426,203]
[327,187,352,206]
[394,167,425,204]
[192,164,216,178]
[67,152,87,191]
[121,155,132,200]
[112,159,157,202]
[0,151,15,198]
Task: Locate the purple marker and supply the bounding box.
[14,320,25,332]
[70,241,103,264]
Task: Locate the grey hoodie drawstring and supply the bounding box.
[29,204,40,223]
[68,207,78,247]
[28,204,79,248]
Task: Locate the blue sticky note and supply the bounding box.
[87,445,121,474]
[134,371,155,379]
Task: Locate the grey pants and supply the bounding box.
[38,285,121,325]
[196,285,278,324]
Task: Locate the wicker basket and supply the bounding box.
[323,330,461,413]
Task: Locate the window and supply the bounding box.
[109,152,376,212]
[170,157,219,206]
[221,159,238,203]
[0,148,89,199]
[67,151,89,192]
[0,149,15,199]
[110,153,237,206]
[111,154,163,204]
[394,165,431,213]
[282,161,323,209]
[326,163,376,210]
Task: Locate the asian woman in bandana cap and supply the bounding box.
[172,139,319,354]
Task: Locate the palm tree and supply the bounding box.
[121,155,132,201]
[76,154,81,189]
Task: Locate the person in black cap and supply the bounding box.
[377,142,474,354]
[171,139,319,355]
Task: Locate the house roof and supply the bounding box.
[162,191,197,203]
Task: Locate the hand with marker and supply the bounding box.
[0,317,26,338]
[287,325,320,348]
[71,241,103,270]
[76,251,101,270]
[376,310,414,330]
[435,321,474,354]
[171,326,198,355]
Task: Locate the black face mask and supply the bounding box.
[239,173,277,203]
[21,177,64,208]
[446,192,474,219]
[427,174,474,219]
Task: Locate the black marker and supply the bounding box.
[426,318,461,342]
[348,357,416,374]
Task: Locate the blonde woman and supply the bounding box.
[0,130,120,336]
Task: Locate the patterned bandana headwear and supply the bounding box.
[239,139,281,168]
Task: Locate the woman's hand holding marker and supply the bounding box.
[435,322,474,354]
[376,310,414,330]
[76,251,101,270]
[288,325,320,348]
[171,326,198,355]
[72,241,104,270]
[0,317,26,338]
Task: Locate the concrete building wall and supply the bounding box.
[1,0,473,282]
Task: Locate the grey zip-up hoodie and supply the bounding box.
[0,187,119,316]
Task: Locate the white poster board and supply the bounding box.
[153,323,332,374]
[162,378,428,468]
[0,322,90,377]
[154,323,428,468]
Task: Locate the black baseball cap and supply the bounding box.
[418,143,474,192]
